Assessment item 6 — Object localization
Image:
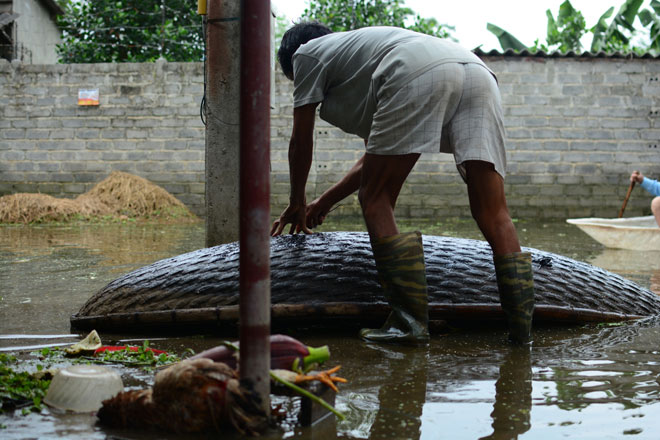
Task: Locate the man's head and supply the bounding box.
[278,21,333,80]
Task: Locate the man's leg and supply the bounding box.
[358,153,419,238]
[358,153,429,343]
[464,160,520,255]
[465,160,534,344]
[652,197,660,227]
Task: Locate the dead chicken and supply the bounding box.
[97,358,268,435]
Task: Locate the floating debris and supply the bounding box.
[64,330,102,356]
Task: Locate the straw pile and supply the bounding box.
[0,171,197,224]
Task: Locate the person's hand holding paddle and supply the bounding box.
[619,171,641,218]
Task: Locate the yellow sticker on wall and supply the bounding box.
[78,89,99,106]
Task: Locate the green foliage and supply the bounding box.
[638,0,660,55]
[56,0,204,63]
[491,0,655,55]
[39,342,180,371]
[93,341,181,369]
[590,0,644,53]
[410,15,454,40]
[486,23,527,52]
[0,354,51,414]
[301,0,454,39]
[274,14,292,44]
[546,1,587,52]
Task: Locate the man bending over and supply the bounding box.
[271,23,535,345]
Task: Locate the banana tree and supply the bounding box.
[545,0,587,52]
[488,0,586,53]
[488,0,650,55]
[638,0,660,54]
[486,22,527,51]
[590,0,644,53]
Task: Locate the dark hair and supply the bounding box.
[277,21,333,80]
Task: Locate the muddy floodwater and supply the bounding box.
[1,218,660,439]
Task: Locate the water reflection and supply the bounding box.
[0,223,203,270]
[0,223,204,337]
[528,319,660,438]
[652,271,660,294]
[329,341,428,440]
[480,347,532,440]
[2,220,660,439]
[587,248,660,295]
[334,338,529,440]
[365,344,428,440]
[350,344,533,440]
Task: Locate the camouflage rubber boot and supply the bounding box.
[494,252,535,344]
[360,231,430,344]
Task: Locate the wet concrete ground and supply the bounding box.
[1,218,659,439]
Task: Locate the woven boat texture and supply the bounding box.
[72,232,660,331]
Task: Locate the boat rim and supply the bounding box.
[566,215,658,231]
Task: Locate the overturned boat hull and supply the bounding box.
[71,232,660,334]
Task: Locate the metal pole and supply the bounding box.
[239,0,271,415]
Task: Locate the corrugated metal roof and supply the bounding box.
[473,47,660,60]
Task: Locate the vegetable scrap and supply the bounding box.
[277,365,347,393]
[94,346,168,356]
[4,331,346,432]
[97,334,347,434]
[58,330,179,368]
[190,333,330,372]
[64,329,102,356]
[0,353,51,415]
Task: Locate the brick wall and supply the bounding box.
[0,60,206,212]
[487,55,660,219]
[271,55,660,220]
[1,56,659,219]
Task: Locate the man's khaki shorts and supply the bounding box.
[366,62,507,180]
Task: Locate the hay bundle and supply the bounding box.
[0,193,91,223]
[80,171,190,218]
[0,171,195,224]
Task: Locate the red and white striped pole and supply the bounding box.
[238,0,271,415]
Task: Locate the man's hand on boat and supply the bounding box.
[271,203,313,236]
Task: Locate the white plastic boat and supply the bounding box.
[566,216,660,251]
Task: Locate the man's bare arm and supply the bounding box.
[306,154,365,228]
[271,103,319,236]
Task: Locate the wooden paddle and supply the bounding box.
[618,181,636,218]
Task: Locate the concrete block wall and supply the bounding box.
[487,55,660,219]
[271,55,660,220]
[0,60,206,213]
[1,55,659,219]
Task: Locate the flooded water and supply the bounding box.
[1,218,659,439]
